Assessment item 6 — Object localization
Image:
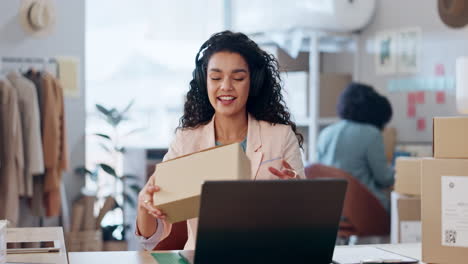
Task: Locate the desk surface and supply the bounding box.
[68,243,423,264]
[7,227,68,264]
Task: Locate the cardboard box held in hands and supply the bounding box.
[153,143,251,223]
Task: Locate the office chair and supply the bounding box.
[153,221,188,250]
[305,164,390,245]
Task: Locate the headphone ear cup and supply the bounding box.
[194,62,207,93]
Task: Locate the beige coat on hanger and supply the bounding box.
[0,79,25,226]
[7,72,45,197]
[41,73,69,217]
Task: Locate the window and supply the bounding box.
[86,0,226,231]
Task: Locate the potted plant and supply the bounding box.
[75,101,143,247]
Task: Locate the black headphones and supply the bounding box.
[192,44,265,98]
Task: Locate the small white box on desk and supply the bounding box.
[390,192,421,244]
[0,220,6,264]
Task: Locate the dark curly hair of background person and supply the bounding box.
[337,82,393,130]
[179,30,303,147]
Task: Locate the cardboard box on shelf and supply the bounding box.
[383,127,397,163]
[82,196,96,231]
[262,45,309,72]
[390,192,421,244]
[394,157,422,196]
[153,143,251,223]
[421,158,468,264]
[433,117,468,159]
[319,73,352,118]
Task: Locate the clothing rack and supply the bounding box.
[1,56,60,77]
[0,56,68,230]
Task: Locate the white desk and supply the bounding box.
[68,243,423,264]
[6,227,68,264]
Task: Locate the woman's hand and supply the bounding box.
[268,160,298,179]
[138,175,166,220]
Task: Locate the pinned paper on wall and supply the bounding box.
[436,91,446,104]
[56,56,80,98]
[435,63,446,76]
[375,31,397,75]
[417,118,426,131]
[397,27,421,74]
[407,104,416,118]
[416,91,425,104]
[408,92,416,105]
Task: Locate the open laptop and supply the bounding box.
[179,179,347,264]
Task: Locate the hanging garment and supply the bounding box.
[7,72,45,197]
[24,70,47,217]
[41,73,69,217]
[0,79,25,226]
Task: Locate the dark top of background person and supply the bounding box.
[337,82,393,130]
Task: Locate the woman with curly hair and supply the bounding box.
[317,82,394,211]
[135,31,305,250]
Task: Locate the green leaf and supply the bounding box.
[94,133,112,141]
[74,166,92,176]
[123,192,137,208]
[124,127,146,137]
[122,174,139,181]
[99,163,117,178]
[121,100,134,116]
[114,146,126,153]
[89,169,98,181]
[74,167,98,181]
[96,104,111,116]
[128,184,141,194]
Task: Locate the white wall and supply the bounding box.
[0,1,86,221]
[344,0,466,142]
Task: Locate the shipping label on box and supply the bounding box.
[441,176,468,248]
[400,221,421,243]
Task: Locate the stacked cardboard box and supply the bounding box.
[152,143,251,223]
[391,157,423,243]
[422,117,468,263]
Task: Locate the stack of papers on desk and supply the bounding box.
[333,246,418,264]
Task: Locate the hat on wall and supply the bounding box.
[438,0,468,28]
[19,0,56,37]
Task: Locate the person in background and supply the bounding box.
[135,31,305,250]
[317,82,394,211]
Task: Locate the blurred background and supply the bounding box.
[1,0,467,252]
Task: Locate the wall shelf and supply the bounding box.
[250,28,359,164]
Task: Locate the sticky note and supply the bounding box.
[417,118,426,131]
[435,64,445,76]
[436,91,446,104]
[407,104,416,117]
[416,91,425,104]
[408,92,416,105]
[56,56,80,98]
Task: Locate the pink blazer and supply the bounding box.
[157,114,305,249]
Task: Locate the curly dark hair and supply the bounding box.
[337,82,393,130]
[179,30,303,147]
